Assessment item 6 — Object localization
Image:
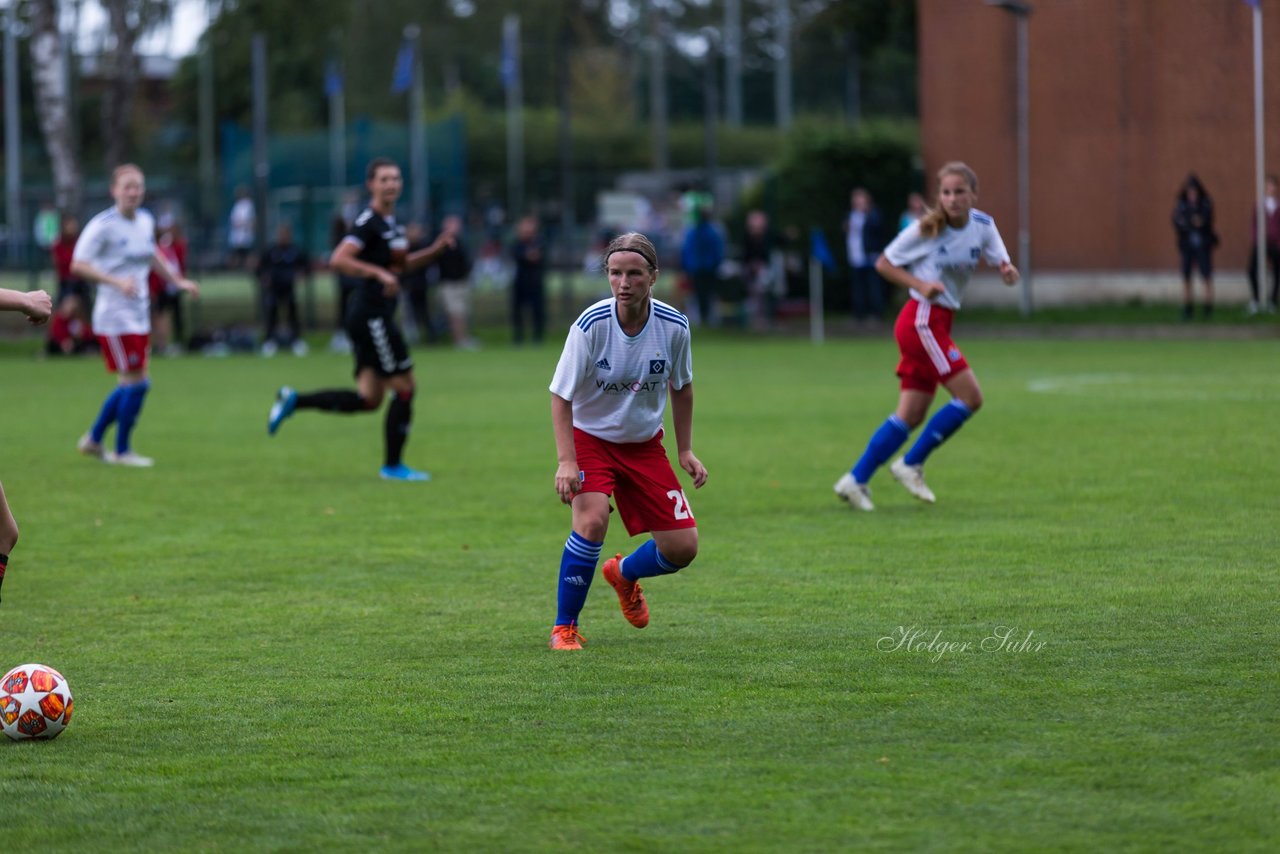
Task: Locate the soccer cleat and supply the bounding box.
[104,450,155,468]
[548,623,586,650]
[890,458,936,504]
[602,554,649,628]
[267,386,297,435]
[77,434,104,459]
[379,464,431,482]
[833,472,874,511]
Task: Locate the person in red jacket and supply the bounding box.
[52,215,90,306]
[148,223,189,354]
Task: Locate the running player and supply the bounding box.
[74,164,200,467]
[834,161,1019,510]
[267,158,452,481]
[0,286,53,604]
[547,232,708,650]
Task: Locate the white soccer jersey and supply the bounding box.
[882,209,1009,311]
[74,206,157,335]
[550,297,693,444]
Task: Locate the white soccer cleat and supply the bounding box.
[890,458,935,503]
[104,451,155,468]
[834,472,875,511]
[77,433,104,459]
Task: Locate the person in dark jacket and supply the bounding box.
[680,205,726,327]
[1173,174,1218,320]
[845,187,887,322]
[511,216,547,345]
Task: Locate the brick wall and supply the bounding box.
[918,0,1280,271]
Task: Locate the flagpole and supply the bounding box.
[504,14,524,220]
[1253,0,1266,308]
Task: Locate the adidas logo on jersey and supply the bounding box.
[595,358,611,371]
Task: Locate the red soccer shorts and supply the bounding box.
[572,427,697,536]
[894,299,968,394]
[97,333,150,374]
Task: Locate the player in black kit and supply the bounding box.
[267,157,452,481]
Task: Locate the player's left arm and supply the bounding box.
[151,249,200,297]
[982,224,1019,286]
[669,383,707,489]
[405,233,456,272]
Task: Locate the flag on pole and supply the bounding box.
[391,38,414,94]
[810,227,837,272]
[501,17,518,92]
[324,59,343,98]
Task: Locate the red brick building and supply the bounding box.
[918,0,1280,272]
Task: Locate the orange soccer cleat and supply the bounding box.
[548,623,587,651]
[602,554,649,629]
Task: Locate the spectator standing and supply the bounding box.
[680,205,726,327]
[899,192,927,233]
[227,186,256,269]
[329,211,363,353]
[846,187,887,322]
[1172,174,1218,320]
[511,216,547,345]
[1246,174,1280,315]
[148,223,188,355]
[52,215,90,305]
[741,210,775,331]
[435,214,479,349]
[257,222,311,356]
[399,222,439,346]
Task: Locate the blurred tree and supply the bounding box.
[28,0,82,212]
[98,0,174,169]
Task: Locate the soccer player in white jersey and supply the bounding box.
[72,164,200,467]
[547,232,708,650]
[834,162,1019,510]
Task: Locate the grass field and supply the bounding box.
[0,333,1276,851]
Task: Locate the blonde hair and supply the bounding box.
[603,232,659,272]
[111,163,144,186]
[918,161,979,238]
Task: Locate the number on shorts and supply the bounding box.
[666,489,692,520]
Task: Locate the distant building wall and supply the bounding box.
[918,0,1280,272]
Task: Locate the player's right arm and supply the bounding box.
[876,224,944,300]
[330,238,398,295]
[0,288,52,324]
[551,393,579,505]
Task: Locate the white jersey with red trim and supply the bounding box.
[74,206,156,335]
[882,209,1009,311]
[550,297,693,444]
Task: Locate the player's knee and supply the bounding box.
[963,392,984,413]
[661,534,698,568]
[0,522,18,554]
[359,394,381,411]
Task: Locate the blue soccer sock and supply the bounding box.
[903,399,972,466]
[114,380,151,455]
[556,531,602,626]
[620,538,684,581]
[851,414,910,484]
[90,386,128,444]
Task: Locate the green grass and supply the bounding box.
[0,335,1276,851]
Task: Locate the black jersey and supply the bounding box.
[347,207,409,317]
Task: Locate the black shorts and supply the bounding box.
[346,313,413,378]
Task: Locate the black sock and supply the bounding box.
[296,390,366,413]
[384,392,413,467]
[0,553,8,605]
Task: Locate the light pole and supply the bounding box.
[987,0,1032,317]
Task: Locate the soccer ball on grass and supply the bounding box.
[1,664,74,741]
